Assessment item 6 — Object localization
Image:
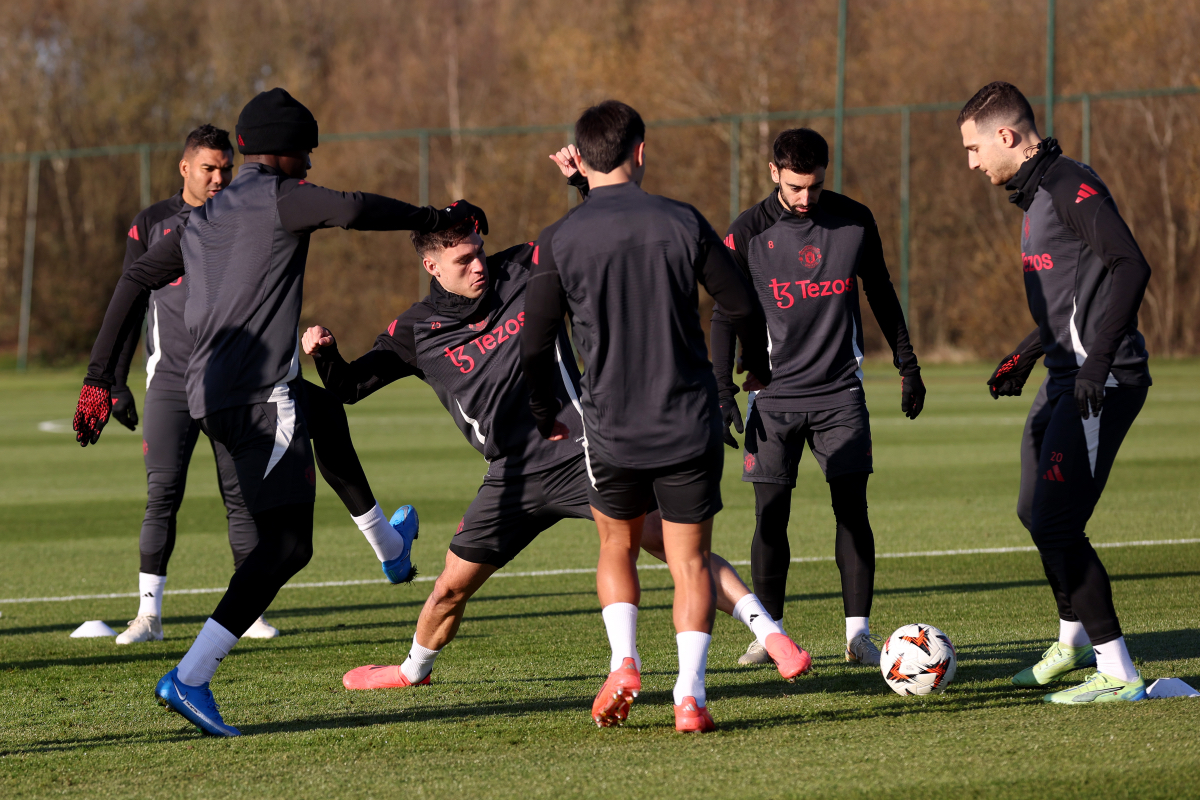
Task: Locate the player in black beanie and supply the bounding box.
[234,87,320,155]
[75,87,489,737]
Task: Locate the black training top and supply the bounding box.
[86,163,444,418]
[712,188,917,412]
[114,191,194,393]
[1006,140,1151,387]
[521,181,770,470]
[313,242,585,478]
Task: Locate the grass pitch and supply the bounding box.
[1,361,1198,799]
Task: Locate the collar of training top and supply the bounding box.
[1006,138,1062,211]
[429,276,490,321]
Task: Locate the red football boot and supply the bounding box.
[764,633,813,681]
[591,657,641,728]
[342,665,431,690]
[674,696,716,733]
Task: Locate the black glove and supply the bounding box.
[988,331,1043,398]
[434,200,489,236]
[719,394,743,448]
[1074,377,1105,419]
[110,385,138,431]
[901,370,926,420]
[73,381,111,447]
[988,352,1036,398]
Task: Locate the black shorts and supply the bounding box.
[450,455,594,568]
[198,382,316,515]
[586,445,723,525]
[743,403,873,485]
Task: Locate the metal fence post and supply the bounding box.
[729,117,741,226]
[417,132,431,298]
[899,107,911,321]
[17,157,41,371]
[1081,94,1091,164]
[1045,0,1056,138]
[139,145,152,209]
[833,0,847,193]
[418,131,430,207]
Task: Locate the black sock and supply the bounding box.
[830,472,874,618]
[751,482,792,621]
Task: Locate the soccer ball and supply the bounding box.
[880,623,957,696]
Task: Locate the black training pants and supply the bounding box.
[751,473,875,622]
[1017,376,1147,646]
[139,386,257,575]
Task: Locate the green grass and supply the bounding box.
[2,361,1198,799]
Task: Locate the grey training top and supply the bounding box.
[86,162,443,418]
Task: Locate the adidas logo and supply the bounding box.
[1075,183,1099,203]
[724,233,736,250]
[142,592,154,597]
[1042,464,1066,482]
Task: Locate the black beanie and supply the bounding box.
[235,88,319,155]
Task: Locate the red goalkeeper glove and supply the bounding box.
[74,382,111,447]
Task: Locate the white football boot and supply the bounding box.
[115,615,163,644]
[846,632,882,666]
[243,615,280,639]
[737,640,775,665]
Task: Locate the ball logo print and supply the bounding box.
[880,623,957,696]
[799,245,822,268]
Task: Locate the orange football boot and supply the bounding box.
[342,665,431,690]
[764,633,813,681]
[591,657,641,728]
[673,696,716,733]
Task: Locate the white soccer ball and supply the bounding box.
[880,623,957,696]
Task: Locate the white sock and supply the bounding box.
[400,636,441,683]
[138,572,167,618]
[176,618,239,686]
[1058,619,1090,647]
[1093,636,1138,682]
[601,602,640,671]
[732,594,784,645]
[353,504,406,562]
[846,616,870,642]
[673,631,711,707]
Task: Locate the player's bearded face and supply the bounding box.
[774,165,825,216]
[431,234,488,299]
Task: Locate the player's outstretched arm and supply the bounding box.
[305,320,422,405]
[275,180,488,236]
[75,229,187,447]
[987,329,1044,399]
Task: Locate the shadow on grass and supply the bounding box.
[784,570,1200,606]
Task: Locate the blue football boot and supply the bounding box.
[381,505,419,584]
[154,668,240,737]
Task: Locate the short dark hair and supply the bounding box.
[957,82,1037,132]
[183,124,233,156]
[410,217,477,259]
[772,128,829,174]
[575,100,646,174]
